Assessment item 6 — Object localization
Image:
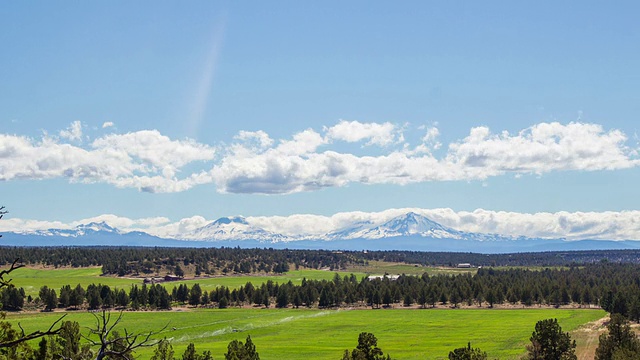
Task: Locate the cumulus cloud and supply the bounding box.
[2,208,639,240]
[446,122,637,174]
[0,125,216,193]
[1,120,638,194]
[247,208,640,240]
[59,121,83,141]
[325,120,399,146]
[212,121,639,194]
[233,130,273,149]
[102,121,114,128]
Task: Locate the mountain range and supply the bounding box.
[3,212,640,253]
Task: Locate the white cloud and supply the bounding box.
[59,121,83,141]
[1,120,638,194]
[325,120,399,146]
[212,121,639,194]
[102,121,114,128]
[72,214,171,230]
[0,129,216,193]
[2,208,639,240]
[248,208,640,240]
[446,122,637,174]
[234,130,273,149]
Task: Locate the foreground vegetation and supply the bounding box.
[5,308,605,359]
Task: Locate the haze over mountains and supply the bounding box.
[4,212,640,253]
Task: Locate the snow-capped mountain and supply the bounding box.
[340,212,463,240]
[325,212,517,242]
[14,221,121,237]
[181,216,291,242]
[6,211,639,253]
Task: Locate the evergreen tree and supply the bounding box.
[69,284,85,309]
[276,286,289,308]
[219,296,229,309]
[189,284,202,307]
[595,314,640,360]
[174,264,185,278]
[343,332,392,360]
[182,343,198,360]
[225,335,260,360]
[39,286,58,312]
[151,338,175,360]
[448,342,488,360]
[526,318,577,360]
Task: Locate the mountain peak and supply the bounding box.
[75,221,118,233]
[385,212,446,231]
[212,216,248,226]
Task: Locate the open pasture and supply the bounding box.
[347,260,479,276]
[10,267,367,296]
[6,308,605,359]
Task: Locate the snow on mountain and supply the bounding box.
[325,219,375,240]
[6,213,523,243]
[7,211,637,252]
[15,221,121,237]
[325,212,516,242]
[347,212,462,239]
[180,216,291,242]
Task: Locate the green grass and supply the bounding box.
[10,267,367,296]
[347,261,478,276]
[163,269,367,293]
[9,267,135,296]
[5,308,605,359]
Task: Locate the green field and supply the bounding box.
[10,267,368,296]
[10,261,485,298]
[347,261,479,276]
[5,308,605,359]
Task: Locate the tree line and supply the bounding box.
[4,247,640,278]
[0,247,358,276]
[4,263,640,319]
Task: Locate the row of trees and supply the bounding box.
[5,246,640,278]
[5,263,640,315]
[163,264,640,314]
[0,247,356,277]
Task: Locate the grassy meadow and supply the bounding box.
[10,267,369,296]
[5,308,605,359]
[11,261,479,297]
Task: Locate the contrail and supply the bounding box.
[186,12,227,140]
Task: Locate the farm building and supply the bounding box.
[367,275,400,281]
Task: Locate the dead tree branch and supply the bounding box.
[0,314,66,348]
[83,310,167,360]
[0,257,66,349]
[0,258,25,289]
[0,206,6,238]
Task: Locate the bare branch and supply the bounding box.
[0,314,67,348]
[0,258,67,349]
[0,206,6,237]
[85,310,168,360]
[0,258,25,288]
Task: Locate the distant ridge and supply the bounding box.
[4,212,640,253]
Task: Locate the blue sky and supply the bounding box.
[1,2,639,240]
